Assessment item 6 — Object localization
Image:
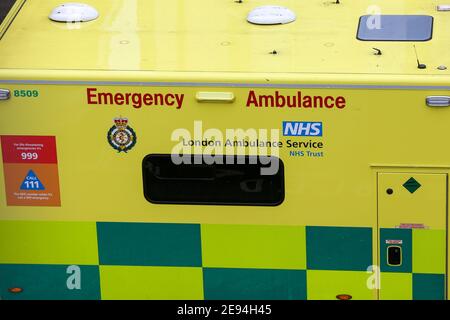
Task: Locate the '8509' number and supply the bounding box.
[14,89,39,97]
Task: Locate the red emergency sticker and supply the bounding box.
[0,135,57,164]
[1,135,61,207]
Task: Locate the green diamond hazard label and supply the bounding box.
[403,177,421,194]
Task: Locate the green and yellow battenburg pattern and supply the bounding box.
[0,221,445,300]
[379,228,446,300]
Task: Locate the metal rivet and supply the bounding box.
[437,65,447,70]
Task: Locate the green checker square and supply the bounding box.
[306,270,375,300]
[380,272,412,300]
[203,268,306,300]
[306,226,372,271]
[201,224,306,269]
[97,222,202,267]
[413,273,446,300]
[380,228,412,273]
[412,229,446,274]
[0,264,100,300]
[99,265,203,300]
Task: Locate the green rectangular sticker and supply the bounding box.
[0,264,100,300]
[306,226,372,271]
[97,222,202,267]
[413,273,445,300]
[203,268,306,300]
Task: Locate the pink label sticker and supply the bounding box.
[398,223,426,229]
[386,240,403,245]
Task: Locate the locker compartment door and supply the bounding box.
[377,173,447,300]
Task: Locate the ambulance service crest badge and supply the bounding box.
[107,117,137,152]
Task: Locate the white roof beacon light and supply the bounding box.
[49,3,99,23]
[247,6,296,25]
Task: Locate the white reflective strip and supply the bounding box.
[1,80,450,91]
[437,4,450,11]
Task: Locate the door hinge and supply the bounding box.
[426,96,450,107]
[0,89,10,100]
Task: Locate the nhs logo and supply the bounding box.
[282,121,323,136]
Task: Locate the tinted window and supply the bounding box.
[142,154,284,206]
[357,15,433,41]
[0,0,17,25]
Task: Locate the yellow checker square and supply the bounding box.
[201,224,306,270]
[99,266,204,300]
[412,229,446,274]
[380,272,412,300]
[0,220,98,265]
[306,270,375,300]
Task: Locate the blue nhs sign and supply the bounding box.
[282,121,323,136]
